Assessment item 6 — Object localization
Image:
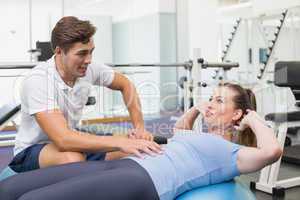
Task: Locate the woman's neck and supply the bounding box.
[207,124,234,141]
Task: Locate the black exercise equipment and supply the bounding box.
[0,103,21,127]
[153,136,168,144]
[179,76,187,89]
[36,41,54,61]
[272,61,300,164]
[251,61,300,196]
[0,103,21,146]
[86,96,96,106]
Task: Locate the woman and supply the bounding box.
[0,83,282,200]
[174,82,258,146]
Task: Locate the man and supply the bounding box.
[9,16,162,173]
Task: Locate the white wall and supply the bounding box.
[0,0,30,62]
[111,0,177,114]
[176,0,222,101]
[31,0,63,47]
[0,0,179,119]
[177,0,223,82]
[0,0,63,62]
[175,0,300,116]
[0,0,114,121]
[70,0,160,23]
[115,3,178,113]
[176,0,189,63]
[112,14,161,114]
[253,0,300,15]
[4,0,300,119]
[0,0,62,108]
[187,0,220,61]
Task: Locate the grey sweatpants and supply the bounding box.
[0,159,159,200]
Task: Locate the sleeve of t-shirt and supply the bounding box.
[89,63,115,86]
[21,73,59,115]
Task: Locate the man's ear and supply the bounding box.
[55,46,62,55]
[232,109,243,122]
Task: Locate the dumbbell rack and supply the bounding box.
[213,18,242,80]
[257,10,288,80]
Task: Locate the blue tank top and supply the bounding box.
[129,132,242,200]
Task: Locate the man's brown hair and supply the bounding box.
[51,16,96,53]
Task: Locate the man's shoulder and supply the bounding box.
[23,62,56,86]
[32,61,54,73]
[88,62,112,71]
[85,62,114,82]
[29,60,55,75]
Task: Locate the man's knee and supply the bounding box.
[57,152,86,164]
[39,144,86,167]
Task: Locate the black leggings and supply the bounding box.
[0,159,159,200]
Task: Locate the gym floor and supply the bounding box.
[237,162,300,200]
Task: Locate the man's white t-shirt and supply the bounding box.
[14,57,115,155]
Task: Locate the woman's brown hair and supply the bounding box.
[220,82,257,147]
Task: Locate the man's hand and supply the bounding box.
[116,137,162,158]
[128,129,154,141]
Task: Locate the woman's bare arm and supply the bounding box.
[236,110,282,174]
[174,107,201,130]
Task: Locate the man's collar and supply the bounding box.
[47,55,72,90]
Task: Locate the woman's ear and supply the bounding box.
[232,109,243,122]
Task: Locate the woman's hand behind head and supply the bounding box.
[195,102,209,117]
[234,109,252,131]
[234,110,267,132]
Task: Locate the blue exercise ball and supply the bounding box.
[176,181,256,200]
